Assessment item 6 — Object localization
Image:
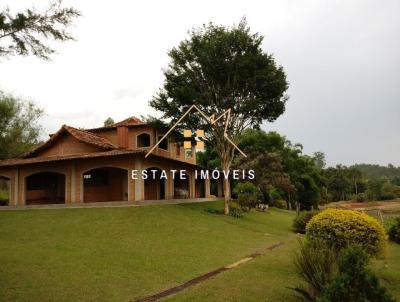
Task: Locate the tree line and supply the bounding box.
[198,129,400,210]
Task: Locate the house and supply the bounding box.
[0,117,223,206]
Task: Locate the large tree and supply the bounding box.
[0,92,43,159]
[236,129,322,210]
[150,20,289,214]
[0,0,80,60]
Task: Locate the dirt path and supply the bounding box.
[134,241,285,302]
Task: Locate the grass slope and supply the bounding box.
[1,201,399,301]
[0,202,295,301]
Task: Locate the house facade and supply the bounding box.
[0,117,222,206]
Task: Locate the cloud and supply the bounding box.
[1,0,399,166]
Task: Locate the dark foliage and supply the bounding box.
[292,211,319,234]
[388,217,400,244]
[318,246,395,302]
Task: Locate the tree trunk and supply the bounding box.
[222,156,231,215]
[223,177,230,215]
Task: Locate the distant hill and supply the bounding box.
[352,164,400,179]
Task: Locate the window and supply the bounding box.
[176,143,181,156]
[137,133,151,148]
[158,135,168,150]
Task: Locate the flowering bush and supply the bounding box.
[306,208,387,256]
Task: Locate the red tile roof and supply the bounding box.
[87,116,144,132]
[0,149,200,168]
[0,150,145,167]
[112,116,143,126]
[21,125,118,158]
[0,116,201,168]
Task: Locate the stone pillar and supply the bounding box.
[134,158,142,201]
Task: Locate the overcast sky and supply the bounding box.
[0,0,399,167]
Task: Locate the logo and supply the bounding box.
[145,105,247,158]
[183,129,204,150]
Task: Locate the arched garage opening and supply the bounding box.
[83,167,128,203]
[144,167,165,200]
[25,172,65,205]
[0,176,10,206]
[174,172,190,199]
[195,178,205,198]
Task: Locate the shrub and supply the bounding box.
[204,205,244,218]
[318,246,395,302]
[387,216,400,244]
[204,208,224,215]
[292,239,337,300]
[229,205,244,218]
[233,182,259,211]
[292,211,319,234]
[306,208,387,256]
[270,199,286,209]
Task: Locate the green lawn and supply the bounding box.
[0,201,399,301]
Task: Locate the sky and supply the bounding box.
[0,0,399,167]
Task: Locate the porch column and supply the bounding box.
[134,158,142,201]
[189,170,195,199]
[205,177,211,198]
[166,165,174,199]
[71,161,77,203]
[128,168,135,202]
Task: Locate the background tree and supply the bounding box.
[235,129,293,207]
[325,165,352,201]
[348,167,363,195]
[0,0,80,60]
[312,151,326,169]
[0,91,44,159]
[235,129,322,210]
[150,19,289,214]
[103,117,115,126]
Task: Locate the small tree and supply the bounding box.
[0,0,80,59]
[233,181,258,211]
[151,19,289,214]
[104,117,115,126]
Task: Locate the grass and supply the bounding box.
[0,201,399,301]
[373,243,400,300]
[0,201,296,301]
